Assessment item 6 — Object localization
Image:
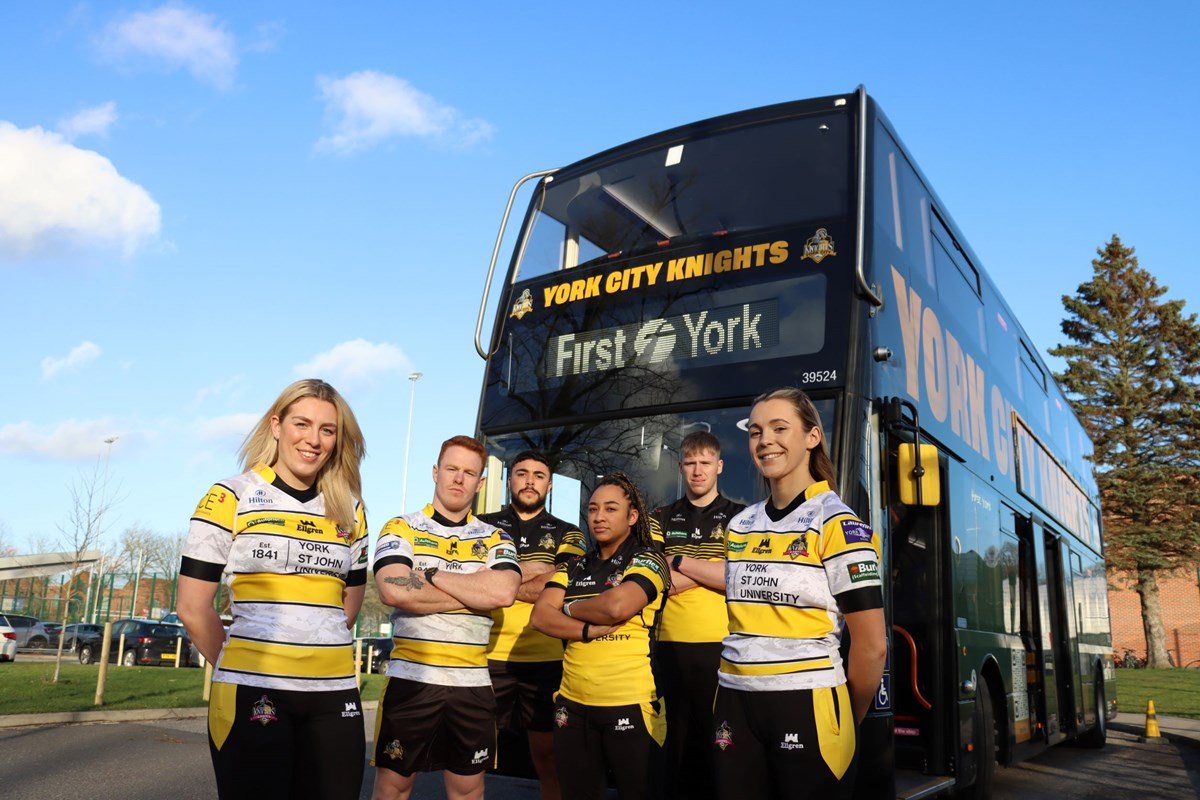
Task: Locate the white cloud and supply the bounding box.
[294,339,411,388]
[57,102,119,141]
[42,341,103,379]
[315,71,495,154]
[197,413,258,441]
[0,122,161,260]
[99,3,237,90]
[0,419,121,460]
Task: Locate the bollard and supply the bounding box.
[1139,699,1167,744]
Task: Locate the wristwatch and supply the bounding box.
[671,554,684,571]
[424,567,439,585]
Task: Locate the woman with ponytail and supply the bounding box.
[712,388,887,799]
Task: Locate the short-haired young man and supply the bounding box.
[480,450,585,800]
[372,435,522,800]
[650,431,745,800]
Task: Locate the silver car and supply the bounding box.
[3,613,52,649]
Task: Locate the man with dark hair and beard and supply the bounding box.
[481,451,585,799]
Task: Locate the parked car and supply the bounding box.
[77,619,196,667]
[357,637,393,674]
[0,614,17,662]
[61,623,105,652]
[3,613,52,649]
[43,622,63,647]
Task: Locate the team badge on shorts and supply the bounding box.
[714,721,734,750]
[555,706,569,728]
[383,740,404,761]
[250,695,278,726]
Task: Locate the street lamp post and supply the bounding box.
[88,435,118,623]
[401,372,423,511]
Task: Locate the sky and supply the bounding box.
[1,1,1197,562]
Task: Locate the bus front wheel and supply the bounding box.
[958,673,996,800]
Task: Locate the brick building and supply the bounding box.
[1108,566,1200,667]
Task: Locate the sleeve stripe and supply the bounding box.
[180,555,223,582]
[373,554,413,571]
[625,573,659,605]
[188,516,233,535]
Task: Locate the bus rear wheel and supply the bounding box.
[1080,673,1107,749]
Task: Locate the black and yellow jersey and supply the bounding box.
[480,506,586,662]
[373,505,519,687]
[650,494,744,643]
[549,537,669,707]
[720,481,882,691]
[181,464,369,692]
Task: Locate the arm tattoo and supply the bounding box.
[383,572,425,591]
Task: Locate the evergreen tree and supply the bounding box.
[1051,235,1200,668]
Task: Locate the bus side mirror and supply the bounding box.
[897,443,940,506]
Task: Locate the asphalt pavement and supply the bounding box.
[1,700,1194,800]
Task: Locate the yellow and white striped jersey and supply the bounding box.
[182,465,369,692]
[374,506,519,687]
[719,481,882,692]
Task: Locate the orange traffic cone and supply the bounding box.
[1139,699,1166,743]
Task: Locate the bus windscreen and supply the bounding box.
[518,111,852,280]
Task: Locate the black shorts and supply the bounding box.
[553,696,665,800]
[207,682,365,800]
[657,641,722,799]
[712,684,856,799]
[488,659,563,732]
[372,677,497,777]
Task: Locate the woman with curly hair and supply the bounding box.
[531,471,670,800]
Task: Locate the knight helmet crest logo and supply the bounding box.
[510,288,534,319]
[784,535,808,559]
[801,228,837,263]
[250,695,278,726]
[714,720,734,750]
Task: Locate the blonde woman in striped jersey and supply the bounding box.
[178,379,369,800]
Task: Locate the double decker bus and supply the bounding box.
[471,86,1114,798]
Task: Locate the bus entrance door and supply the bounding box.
[885,440,951,785]
[1037,523,1074,744]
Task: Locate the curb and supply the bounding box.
[0,706,208,729]
[0,699,380,730]
[1110,720,1199,749]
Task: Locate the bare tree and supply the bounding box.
[113,525,188,615]
[0,519,18,557]
[49,461,114,683]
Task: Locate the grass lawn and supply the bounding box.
[1115,668,1200,719]
[6,663,1193,720]
[0,662,387,716]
